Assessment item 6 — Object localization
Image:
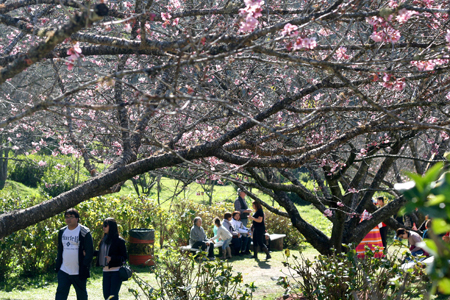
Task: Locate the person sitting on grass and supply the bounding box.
[210,217,233,260]
[396,228,429,261]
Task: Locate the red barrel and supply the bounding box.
[128,229,155,266]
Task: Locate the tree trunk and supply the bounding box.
[0,147,7,190]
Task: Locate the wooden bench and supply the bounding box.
[269,233,286,251]
[180,241,224,253]
[250,233,287,251]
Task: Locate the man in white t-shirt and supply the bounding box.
[55,208,93,300]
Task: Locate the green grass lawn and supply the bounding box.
[0,248,313,300]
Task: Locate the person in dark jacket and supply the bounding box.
[248,201,271,260]
[95,218,128,300]
[55,208,94,300]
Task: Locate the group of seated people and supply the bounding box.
[396,219,450,262]
[189,211,268,260]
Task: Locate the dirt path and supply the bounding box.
[227,249,316,299]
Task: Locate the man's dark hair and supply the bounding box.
[224,212,232,220]
[214,217,221,226]
[377,196,385,203]
[396,228,409,237]
[65,208,80,222]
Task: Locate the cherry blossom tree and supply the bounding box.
[1,0,450,254]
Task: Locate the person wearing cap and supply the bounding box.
[234,188,252,227]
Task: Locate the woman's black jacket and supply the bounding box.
[95,236,127,268]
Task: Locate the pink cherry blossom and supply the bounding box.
[281,23,298,37]
[239,16,258,33]
[337,202,344,207]
[324,209,333,217]
[335,47,349,60]
[396,9,417,24]
[370,31,383,42]
[302,37,317,49]
[161,12,172,21]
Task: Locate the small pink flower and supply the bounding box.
[302,37,317,49]
[281,23,298,37]
[324,209,333,217]
[337,202,344,207]
[38,160,47,167]
[335,47,349,60]
[348,188,358,194]
[396,9,417,24]
[161,12,172,21]
[370,31,383,42]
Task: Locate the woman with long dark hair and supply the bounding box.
[248,201,271,260]
[95,218,127,300]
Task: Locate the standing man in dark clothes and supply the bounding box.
[55,208,94,300]
[234,188,252,228]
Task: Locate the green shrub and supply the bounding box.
[129,247,255,299]
[39,157,90,197]
[8,158,44,188]
[0,194,305,282]
[278,245,428,300]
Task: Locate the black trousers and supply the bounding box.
[55,270,88,300]
[192,241,214,257]
[253,228,269,252]
[103,271,123,300]
[231,237,242,254]
[379,226,388,249]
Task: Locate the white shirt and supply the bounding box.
[210,225,232,242]
[60,225,80,275]
[231,219,249,235]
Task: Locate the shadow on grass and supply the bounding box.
[256,260,271,269]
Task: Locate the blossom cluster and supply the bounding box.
[381,73,405,91]
[366,8,418,44]
[281,23,317,51]
[66,42,82,71]
[410,59,449,71]
[238,0,264,33]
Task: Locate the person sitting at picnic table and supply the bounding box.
[396,228,429,261]
[231,211,252,255]
[223,212,242,255]
[210,217,233,260]
[189,216,215,260]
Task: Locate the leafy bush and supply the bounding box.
[8,158,44,188]
[0,193,305,282]
[396,161,450,294]
[129,247,255,299]
[278,246,428,300]
[39,157,90,197]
